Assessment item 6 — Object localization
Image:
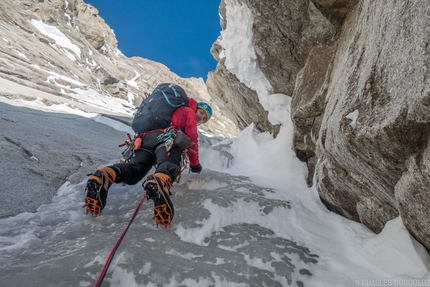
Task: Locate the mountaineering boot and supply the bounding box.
[83,167,118,216]
[144,173,174,227]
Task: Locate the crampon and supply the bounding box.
[83,196,102,216]
[145,174,174,228]
[83,182,103,216]
[153,204,172,227]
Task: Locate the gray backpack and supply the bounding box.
[131,83,189,134]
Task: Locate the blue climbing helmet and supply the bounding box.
[197,102,213,123]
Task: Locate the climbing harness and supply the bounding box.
[119,126,192,163]
[118,133,135,163]
[157,128,175,153]
[93,192,147,287]
[157,127,191,152]
[118,132,156,163]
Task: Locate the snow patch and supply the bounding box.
[31,19,81,59]
[346,109,359,129]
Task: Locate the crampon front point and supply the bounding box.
[153,204,172,228]
[83,196,102,216]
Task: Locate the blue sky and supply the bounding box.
[83,0,221,81]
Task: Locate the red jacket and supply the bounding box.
[170,98,200,166]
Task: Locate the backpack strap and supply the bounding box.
[161,89,187,107]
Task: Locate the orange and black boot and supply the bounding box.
[144,173,174,227]
[83,166,118,216]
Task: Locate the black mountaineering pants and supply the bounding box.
[112,130,182,185]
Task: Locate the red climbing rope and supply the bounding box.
[94,192,147,287]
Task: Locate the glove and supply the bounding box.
[190,163,202,173]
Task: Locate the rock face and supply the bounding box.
[206,62,278,134]
[314,0,430,248]
[208,0,336,133]
[208,0,430,251]
[0,0,239,137]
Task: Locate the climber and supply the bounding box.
[83,83,213,227]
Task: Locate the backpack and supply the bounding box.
[131,83,189,134]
